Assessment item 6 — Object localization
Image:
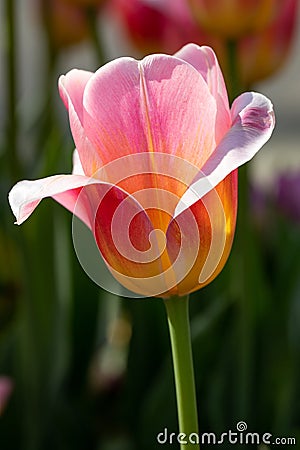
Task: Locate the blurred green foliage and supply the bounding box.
[1,1,300,449]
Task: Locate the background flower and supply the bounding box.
[187,0,281,38]
[109,0,208,54]
[239,0,299,85]
[38,0,90,48]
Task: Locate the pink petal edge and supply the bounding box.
[8,167,149,232]
[175,44,229,110]
[59,70,102,176]
[175,43,231,144]
[175,91,275,217]
[9,174,91,226]
[8,172,130,229]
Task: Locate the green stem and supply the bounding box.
[164,295,200,450]
[6,0,22,181]
[226,40,254,418]
[85,7,106,66]
[35,58,57,167]
[226,39,243,103]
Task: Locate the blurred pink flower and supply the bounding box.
[109,0,212,54]
[0,376,14,416]
[9,44,275,297]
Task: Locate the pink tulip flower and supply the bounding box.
[9,44,275,298]
[110,0,211,55]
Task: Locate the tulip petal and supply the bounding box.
[83,54,217,174]
[83,57,147,166]
[59,69,92,121]
[93,185,172,296]
[59,70,102,176]
[8,173,128,229]
[175,91,275,216]
[139,53,217,169]
[9,174,92,226]
[175,43,231,143]
[168,171,237,296]
[72,149,85,175]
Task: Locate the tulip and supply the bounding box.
[239,0,299,86]
[39,0,90,49]
[109,0,168,54]
[110,0,210,55]
[206,0,299,94]
[187,0,281,38]
[9,44,275,298]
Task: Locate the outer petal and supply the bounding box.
[93,186,173,297]
[59,69,102,176]
[83,54,217,173]
[9,174,93,227]
[8,173,127,230]
[167,171,237,297]
[93,170,237,298]
[175,91,275,216]
[175,43,231,144]
[9,170,173,297]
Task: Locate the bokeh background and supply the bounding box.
[0,1,300,449]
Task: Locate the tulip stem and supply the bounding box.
[164,295,200,449]
[5,0,22,181]
[86,7,106,67]
[226,39,243,102]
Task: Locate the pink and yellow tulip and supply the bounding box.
[9,44,275,298]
